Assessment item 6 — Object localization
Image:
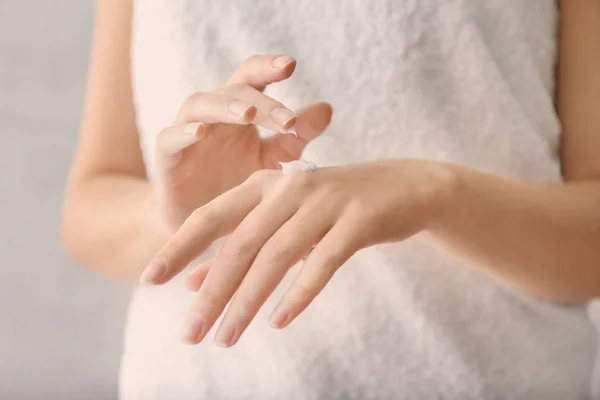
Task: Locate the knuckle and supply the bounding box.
[222,82,247,95]
[268,250,288,269]
[200,287,222,308]
[221,238,255,261]
[315,182,341,201]
[188,206,217,226]
[184,91,208,106]
[280,171,313,193]
[236,239,257,258]
[235,294,261,316]
[263,244,292,269]
[248,169,269,183]
[246,169,277,186]
[346,197,371,217]
[319,254,340,272]
[188,207,205,222]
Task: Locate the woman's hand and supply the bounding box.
[141,159,458,346]
[153,54,333,233]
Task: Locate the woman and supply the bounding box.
[62,0,600,398]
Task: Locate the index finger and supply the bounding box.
[139,182,262,285]
[226,54,297,91]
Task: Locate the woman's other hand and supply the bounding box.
[154,54,333,232]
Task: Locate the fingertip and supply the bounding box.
[272,55,296,70]
[214,318,238,348]
[268,305,291,329]
[243,105,258,123]
[280,58,297,78]
[184,259,213,291]
[139,257,167,285]
[181,316,205,345]
[229,100,256,124]
[312,102,334,126]
[183,122,207,138]
[282,126,298,137]
[271,56,297,82]
[321,102,334,121]
[270,107,298,130]
[282,115,297,131]
[183,274,199,292]
[293,102,334,140]
[196,122,209,137]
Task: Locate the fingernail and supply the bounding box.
[181,316,205,344]
[140,258,167,284]
[272,55,295,69]
[228,100,253,117]
[214,318,237,347]
[270,107,297,129]
[282,126,297,137]
[183,122,204,138]
[268,306,290,329]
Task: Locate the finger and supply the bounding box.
[295,102,333,140]
[268,216,363,329]
[174,92,257,126]
[156,123,206,158]
[226,55,297,92]
[223,84,297,132]
[154,123,213,172]
[180,174,303,345]
[140,178,264,285]
[214,199,335,347]
[184,258,214,292]
[261,102,333,167]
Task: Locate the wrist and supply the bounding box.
[419,161,463,231]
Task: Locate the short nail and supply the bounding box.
[140,258,167,284]
[228,100,252,117]
[272,55,295,69]
[269,306,290,329]
[282,126,297,137]
[214,318,237,347]
[270,107,297,128]
[183,122,204,138]
[181,316,205,344]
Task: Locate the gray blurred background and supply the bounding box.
[0,1,132,399]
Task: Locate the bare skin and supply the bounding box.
[61,0,332,281]
[63,0,600,348]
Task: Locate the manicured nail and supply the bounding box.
[214,318,237,347]
[181,316,205,344]
[272,55,295,69]
[282,126,297,137]
[183,122,204,138]
[139,258,167,284]
[228,100,253,117]
[270,107,297,128]
[268,306,290,329]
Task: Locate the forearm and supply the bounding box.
[428,166,600,304]
[61,174,168,282]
